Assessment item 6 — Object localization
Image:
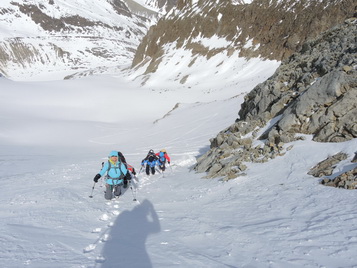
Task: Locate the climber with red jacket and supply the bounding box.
[156,149,171,172]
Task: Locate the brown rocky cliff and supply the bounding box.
[132,0,355,72]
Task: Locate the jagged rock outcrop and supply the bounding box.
[194,18,357,180]
[320,167,357,189]
[308,152,348,177]
[239,18,357,144]
[132,0,355,75]
[308,152,357,189]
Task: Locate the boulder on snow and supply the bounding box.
[321,166,357,189]
[308,152,348,177]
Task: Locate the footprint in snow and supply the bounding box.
[95,255,106,263]
[100,213,110,221]
[101,234,110,242]
[83,244,96,253]
[112,210,120,216]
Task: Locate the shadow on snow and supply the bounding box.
[99,199,161,268]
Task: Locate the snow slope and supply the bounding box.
[1,57,357,268]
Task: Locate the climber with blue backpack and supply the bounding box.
[93,150,128,200]
[156,149,171,172]
[141,149,159,175]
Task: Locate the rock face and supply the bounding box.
[132,0,355,74]
[194,18,357,180]
[238,18,357,144]
[315,153,357,189]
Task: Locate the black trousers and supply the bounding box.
[158,161,166,171]
[146,165,155,175]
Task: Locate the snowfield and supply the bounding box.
[1,53,357,268]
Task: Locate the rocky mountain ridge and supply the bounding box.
[132,0,355,77]
[194,18,357,186]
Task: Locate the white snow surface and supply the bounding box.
[1,42,357,268]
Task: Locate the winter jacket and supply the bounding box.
[141,154,158,167]
[100,159,127,185]
[156,151,170,164]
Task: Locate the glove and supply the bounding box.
[93,174,101,183]
[168,161,170,164]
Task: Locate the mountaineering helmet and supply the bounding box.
[148,149,154,154]
[161,149,167,153]
[109,151,118,157]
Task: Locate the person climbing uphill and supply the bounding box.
[100,150,134,189]
[93,151,128,200]
[141,149,159,175]
[156,149,171,172]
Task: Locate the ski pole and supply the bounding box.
[100,162,105,187]
[89,182,96,198]
[130,185,137,201]
[155,165,162,174]
[128,180,138,201]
